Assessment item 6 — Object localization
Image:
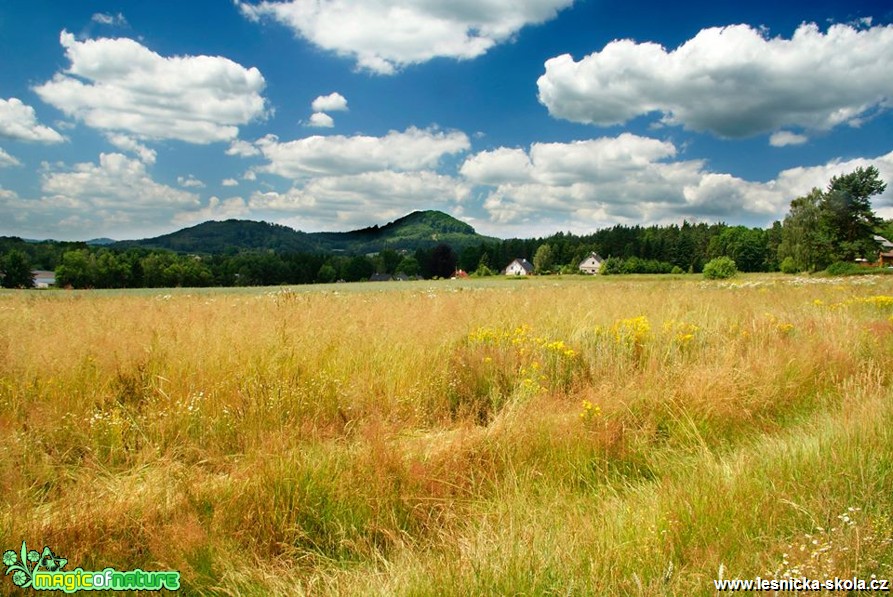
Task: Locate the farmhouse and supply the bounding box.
[578,252,604,275]
[874,235,893,267]
[504,258,533,276]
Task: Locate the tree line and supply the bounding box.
[0,223,780,289]
[0,244,467,288]
[1,166,889,289]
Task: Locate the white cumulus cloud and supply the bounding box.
[462,134,893,231]
[769,131,809,147]
[311,92,348,112]
[255,127,470,178]
[0,148,21,168]
[105,133,157,164]
[42,153,200,210]
[774,152,893,207]
[0,98,64,143]
[307,112,335,128]
[173,196,249,226]
[249,170,470,229]
[462,134,678,186]
[0,153,202,239]
[178,175,206,189]
[538,21,893,138]
[459,147,533,185]
[0,187,81,239]
[34,31,268,144]
[226,139,262,157]
[222,178,239,187]
[238,0,575,74]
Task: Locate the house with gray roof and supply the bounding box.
[503,258,533,276]
[578,252,604,275]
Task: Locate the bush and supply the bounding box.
[779,256,799,274]
[600,256,675,275]
[471,263,495,277]
[599,257,624,275]
[825,261,880,276]
[702,256,738,279]
[621,257,675,274]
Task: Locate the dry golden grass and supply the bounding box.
[1,275,892,595]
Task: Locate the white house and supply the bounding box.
[578,252,604,275]
[32,270,56,288]
[504,258,533,276]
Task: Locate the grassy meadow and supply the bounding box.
[2,275,893,595]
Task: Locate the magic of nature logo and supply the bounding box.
[3,541,180,593]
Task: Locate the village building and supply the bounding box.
[578,252,604,275]
[32,270,56,288]
[503,258,533,276]
[874,235,893,267]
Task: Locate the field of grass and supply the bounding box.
[2,275,892,595]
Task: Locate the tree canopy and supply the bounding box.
[779,166,886,271]
[821,166,885,262]
[0,249,34,288]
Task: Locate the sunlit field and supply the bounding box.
[2,275,892,595]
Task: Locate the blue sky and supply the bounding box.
[1,0,892,241]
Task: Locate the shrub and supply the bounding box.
[599,257,624,275]
[471,263,495,277]
[702,256,738,279]
[559,264,577,275]
[780,256,799,274]
[600,257,675,275]
[826,261,863,276]
[621,257,675,274]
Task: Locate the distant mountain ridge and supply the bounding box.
[114,210,499,254]
[115,219,317,254]
[86,237,116,246]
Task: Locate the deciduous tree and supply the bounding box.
[533,243,555,274]
[1,249,34,288]
[779,188,832,271]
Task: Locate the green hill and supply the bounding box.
[114,219,320,254]
[114,210,498,254]
[86,237,117,246]
[313,210,496,253]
